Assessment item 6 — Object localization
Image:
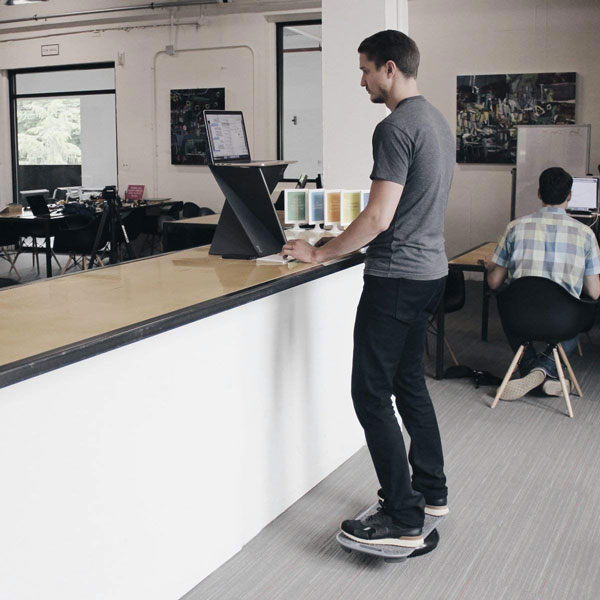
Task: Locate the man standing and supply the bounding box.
[485,167,600,400]
[282,30,454,547]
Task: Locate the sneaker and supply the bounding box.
[499,369,546,401]
[340,507,424,547]
[542,378,571,397]
[377,489,450,517]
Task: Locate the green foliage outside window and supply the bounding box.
[17,97,81,165]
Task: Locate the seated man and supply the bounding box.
[485,167,600,400]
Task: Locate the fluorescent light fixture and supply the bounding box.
[5,0,49,5]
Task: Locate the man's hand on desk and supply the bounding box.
[281,239,321,264]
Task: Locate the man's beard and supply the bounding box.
[369,86,387,104]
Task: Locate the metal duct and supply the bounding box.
[0,1,227,26]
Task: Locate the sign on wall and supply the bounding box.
[456,72,576,164]
[170,88,225,165]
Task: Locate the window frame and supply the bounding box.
[8,61,116,203]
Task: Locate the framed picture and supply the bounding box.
[170,88,224,165]
[456,72,576,164]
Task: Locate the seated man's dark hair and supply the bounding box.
[538,167,573,205]
[357,30,420,78]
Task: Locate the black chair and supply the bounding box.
[491,276,597,418]
[115,206,145,260]
[0,225,21,280]
[427,267,466,366]
[182,202,201,218]
[140,204,180,255]
[53,214,109,273]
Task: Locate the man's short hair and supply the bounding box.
[539,167,573,205]
[357,30,420,78]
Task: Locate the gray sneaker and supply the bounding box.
[500,369,546,401]
[542,378,571,397]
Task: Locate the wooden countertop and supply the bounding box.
[0,238,362,388]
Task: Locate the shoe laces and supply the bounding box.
[364,508,388,525]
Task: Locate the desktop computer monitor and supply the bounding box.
[568,177,599,212]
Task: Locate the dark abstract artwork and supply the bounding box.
[170,88,224,165]
[456,72,576,164]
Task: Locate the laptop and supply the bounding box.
[203,110,292,167]
[26,194,62,217]
[567,177,599,214]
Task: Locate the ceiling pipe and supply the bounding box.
[0,0,227,27]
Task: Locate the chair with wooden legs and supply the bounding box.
[0,227,22,280]
[53,214,109,274]
[491,277,597,418]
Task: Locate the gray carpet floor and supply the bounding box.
[185,280,600,600]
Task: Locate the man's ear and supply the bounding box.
[537,189,541,200]
[386,60,396,77]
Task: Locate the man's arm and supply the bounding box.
[281,179,403,263]
[483,256,508,290]
[582,274,600,300]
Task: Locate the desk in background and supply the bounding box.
[435,241,496,379]
[0,212,65,278]
[162,214,219,252]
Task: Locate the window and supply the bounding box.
[9,63,117,202]
[276,21,322,182]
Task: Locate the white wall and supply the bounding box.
[282,49,323,179]
[0,7,285,210]
[321,0,408,189]
[409,0,600,258]
[80,94,118,187]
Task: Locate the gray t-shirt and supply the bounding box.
[365,95,454,280]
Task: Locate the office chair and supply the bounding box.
[491,277,597,418]
[427,267,466,366]
[53,214,109,273]
[12,220,62,276]
[115,206,145,261]
[182,202,201,218]
[140,202,184,255]
[0,226,21,280]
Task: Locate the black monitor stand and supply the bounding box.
[209,164,288,259]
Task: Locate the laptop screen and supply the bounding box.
[568,177,599,212]
[26,194,50,216]
[204,110,251,163]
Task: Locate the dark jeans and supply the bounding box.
[351,274,448,528]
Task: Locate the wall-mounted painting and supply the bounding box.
[456,72,576,164]
[170,88,225,165]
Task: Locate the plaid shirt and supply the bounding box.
[492,206,600,298]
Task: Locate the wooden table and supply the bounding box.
[435,241,496,379]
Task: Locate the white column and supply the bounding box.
[0,71,12,208]
[321,0,408,189]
